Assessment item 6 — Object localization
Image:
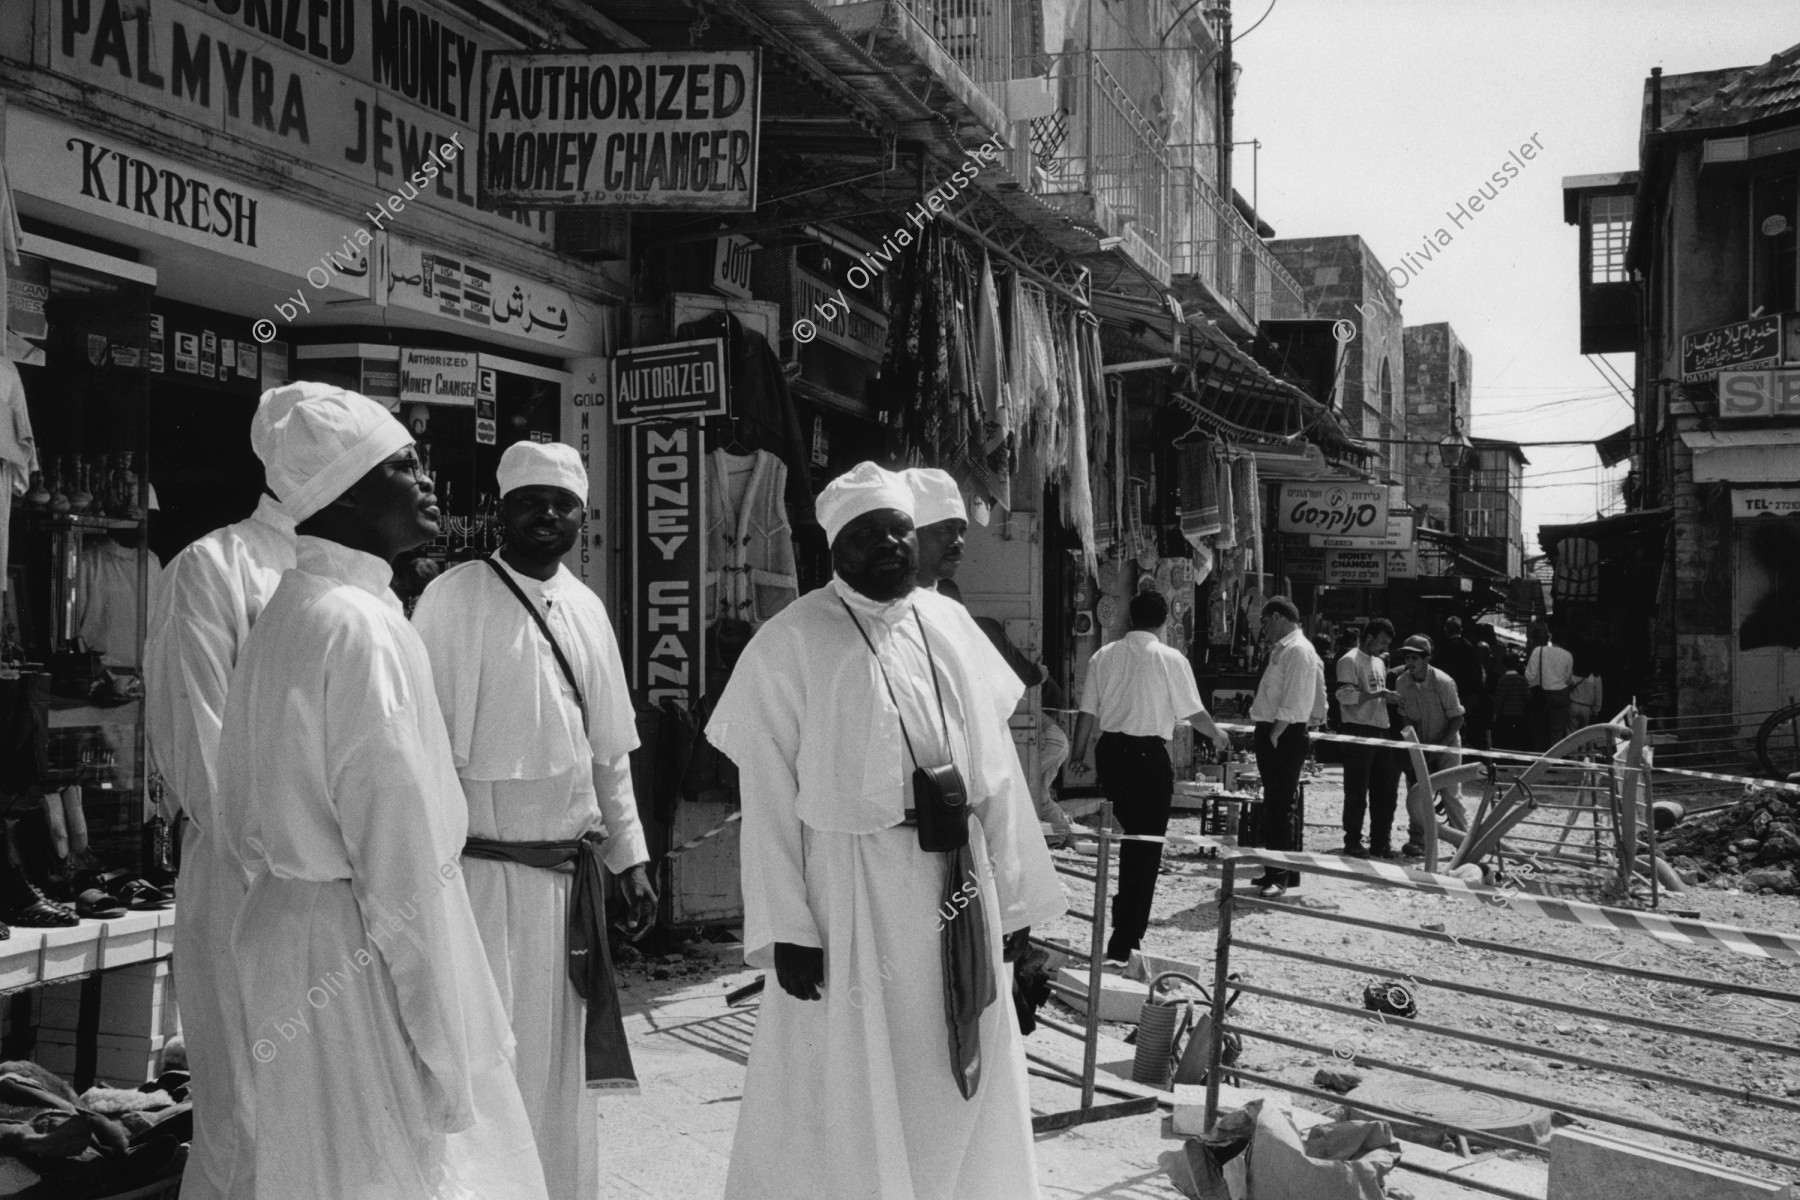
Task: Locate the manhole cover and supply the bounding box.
[1344,1078,1553,1148]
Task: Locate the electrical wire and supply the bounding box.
[1234,0,1278,40]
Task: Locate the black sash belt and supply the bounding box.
[462,832,637,1090]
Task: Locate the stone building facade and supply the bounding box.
[1402,322,1473,531]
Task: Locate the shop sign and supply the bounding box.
[45,0,552,244]
[630,422,705,705]
[399,347,477,405]
[1278,482,1388,539]
[480,50,760,210]
[6,257,50,343]
[385,236,606,353]
[9,110,371,299]
[1280,539,1326,583]
[474,367,498,444]
[1719,367,1800,420]
[1310,514,1413,550]
[261,340,289,389]
[790,265,889,363]
[1385,549,1420,579]
[1681,315,1782,383]
[714,235,757,299]
[563,356,611,593]
[361,358,400,404]
[1325,548,1388,586]
[611,339,726,424]
[1733,487,1800,519]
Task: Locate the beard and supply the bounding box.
[840,558,916,602]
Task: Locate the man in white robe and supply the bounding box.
[413,441,655,1200]
[144,397,296,1200]
[214,384,547,1200]
[709,461,1065,1200]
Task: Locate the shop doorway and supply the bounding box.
[1733,514,1800,721]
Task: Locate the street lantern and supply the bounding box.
[1438,425,1475,471]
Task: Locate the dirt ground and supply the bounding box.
[1032,763,1800,1186]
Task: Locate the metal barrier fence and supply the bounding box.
[1202,852,1800,1197]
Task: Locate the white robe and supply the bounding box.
[215,536,547,1200]
[142,496,294,1200]
[412,556,647,1200]
[708,579,1065,1200]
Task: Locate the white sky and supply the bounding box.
[1232,0,1799,555]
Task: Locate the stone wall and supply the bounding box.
[1402,323,1471,530]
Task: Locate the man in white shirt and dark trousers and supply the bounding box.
[1525,622,1575,748]
[1248,597,1328,897]
[1070,590,1229,962]
[1335,618,1401,858]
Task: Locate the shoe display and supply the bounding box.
[5,882,78,927]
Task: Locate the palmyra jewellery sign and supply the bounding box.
[480,49,760,210]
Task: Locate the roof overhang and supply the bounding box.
[1679,428,1800,483]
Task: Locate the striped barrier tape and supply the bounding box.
[1211,722,1800,795]
[1052,833,1800,965]
[661,812,742,862]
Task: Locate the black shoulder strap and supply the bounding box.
[485,557,588,730]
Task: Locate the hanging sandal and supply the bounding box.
[75,889,126,920]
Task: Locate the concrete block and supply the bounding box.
[1548,1128,1788,1200]
[1171,1083,1208,1135]
[1054,966,1148,1024]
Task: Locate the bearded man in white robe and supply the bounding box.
[214,384,547,1200]
[709,461,1065,1200]
[144,394,296,1200]
[412,440,655,1200]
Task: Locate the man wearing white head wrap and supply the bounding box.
[145,387,300,1200]
[413,439,651,1200]
[214,386,547,1200]
[905,466,969,588]
[710,461,1064,1199]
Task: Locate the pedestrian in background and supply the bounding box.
[1246,597,1327,898]
[1525,622,1575,748]
[1436,617,1489,749]
[1069,589,1229,960]
[1334,618,1401,858]
[1491,654,1531,750]
[1393,634,1467,856]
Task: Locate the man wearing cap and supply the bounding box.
[412,441,653,1200]
[708,461,1064,1199]
[144,394,297,1200]
[908,466,1076,844]
[1393,634,1468,856]
[213,385,547,1200]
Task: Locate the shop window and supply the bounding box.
[1587,194,1633,285]
[1751,172,1797,316]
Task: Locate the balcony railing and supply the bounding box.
[886,0,1012,98]
[1032,48,1171,283]
[1167,143,1309,327]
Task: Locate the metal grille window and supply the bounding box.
[1588,194,1633,284]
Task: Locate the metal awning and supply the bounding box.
[1679,428,1800,482]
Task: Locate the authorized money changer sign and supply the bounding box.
[1277,482,1388,539]
[1326,549,1388,586]
[481,50,760,210]
[399,347,477,405]
[631,423,704,706]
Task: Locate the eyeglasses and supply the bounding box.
[383,454,427,480]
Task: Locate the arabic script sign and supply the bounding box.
[480,49,760,210]
[1681,315,1783,383]
[1278,482,1389,539]
[384,235,606,353]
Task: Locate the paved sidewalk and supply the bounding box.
[598,958,1546,1199]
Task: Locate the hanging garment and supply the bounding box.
[216,536,548,1200]
[412,555,647,1200]
[705,449,798,630]
[0,361,36,595]
[706,580,1064,1200]
[676,310,815,523]
[142,495,295,1200]
[1237,454,1262,575]
[972,251,1012,512]
[1213,447,1238,551]
[74,536,163,669]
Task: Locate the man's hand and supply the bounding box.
[619,864,658,940]
[773,942,825,1000]
[1004,927,1030,963]
[1067,759,1092,778]
[1209,729,1230,753]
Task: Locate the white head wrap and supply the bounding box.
[905,468,966,526]
[258,382,413,523]
[497,440,587,499]
[817,461,914,547]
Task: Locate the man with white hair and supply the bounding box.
[412,440,654,1200]
[710,461,1064,1199]
[214,384,547,1200]
[145,396,297,1200]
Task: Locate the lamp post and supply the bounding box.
[1438,424,1474,471]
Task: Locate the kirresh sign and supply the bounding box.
[1278,482,1389,539]
[480,49,761,209]
[630,422,704,706]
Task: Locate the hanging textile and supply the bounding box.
[1063,310,1098,579]
[1177,439,1221,551]
[972,251,1012,511]
[1213,446,1237,551]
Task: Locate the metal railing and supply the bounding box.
[1204,853,1800,1194]
[1033,48,1171,280]
[883,0,1012,100]
[1167,142,1308,326]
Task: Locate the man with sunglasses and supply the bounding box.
[413,440,654,1200]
